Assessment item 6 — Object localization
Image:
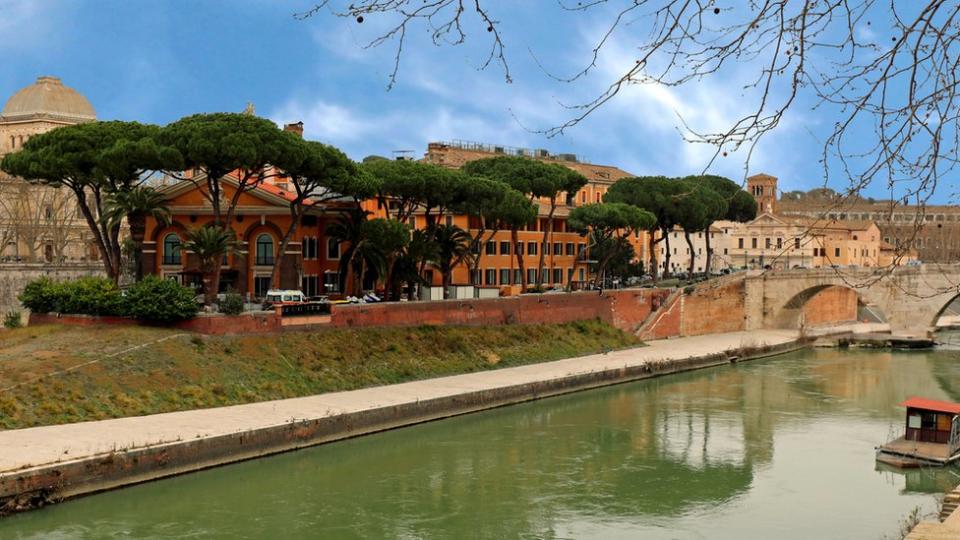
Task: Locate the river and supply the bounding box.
[3,343,960,539]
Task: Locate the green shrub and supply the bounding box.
[56,277,124,316]
[124,276,199,322]
[219,290,244,315]
[18,277,59,313]
[19,276,122,315]
[3,311,21,329]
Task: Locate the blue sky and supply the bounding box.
[0,0,933,200]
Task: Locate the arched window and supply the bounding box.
[256,234,274,265]
[162,233,181,265]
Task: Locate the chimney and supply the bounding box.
[284,121,304,138]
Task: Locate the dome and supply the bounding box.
[1,76,96,122]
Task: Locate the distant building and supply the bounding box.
[0,76,100,263]
[770,175,951,262]
[734,173,916,268]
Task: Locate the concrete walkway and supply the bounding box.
[0,330,796,474]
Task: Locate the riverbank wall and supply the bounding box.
[0,330,803,515]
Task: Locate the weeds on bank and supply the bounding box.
[0,320,641,429]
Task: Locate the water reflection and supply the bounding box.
[3,346,960,539]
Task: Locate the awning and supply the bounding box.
[898,397,960,415]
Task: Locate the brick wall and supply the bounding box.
[680,279,747,336]
[331,289,672,334]
[802,286,858,326]
[637,292,683,341]
[28,312,282,335]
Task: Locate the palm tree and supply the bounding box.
[103,186,170,281]
[393,229,439,300]
[326,208,370,295]
[183,226,235,306]
[430,224,474,294]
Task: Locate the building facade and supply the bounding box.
[0,76,100,263]
[142,174,350,300]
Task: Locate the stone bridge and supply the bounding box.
[741,265,960,336]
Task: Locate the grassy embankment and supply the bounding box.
[0,321,641,429]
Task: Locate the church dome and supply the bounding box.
[1,76,96,122]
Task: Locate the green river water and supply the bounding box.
[4,343,960,539]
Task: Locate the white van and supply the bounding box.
[264,289,306,306]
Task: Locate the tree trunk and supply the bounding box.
[649,231,659,282]
[512,228,526,292]
[271,206,301,290]
[662,227,672,278]
[73,187,119,283]
[129,214,146,282]
[684,231,696,276]
[203,263,218,306]
[705,228,713,275]
[536,201,556,287]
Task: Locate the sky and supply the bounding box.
[0,0,946,201]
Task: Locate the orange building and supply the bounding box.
[143,139,652,299]
[142,174,350,300]
[420,141,649,293]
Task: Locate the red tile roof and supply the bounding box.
[899,397,960,414]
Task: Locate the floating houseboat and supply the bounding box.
[877,397,960,468]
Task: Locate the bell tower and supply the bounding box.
[747,173,778,215]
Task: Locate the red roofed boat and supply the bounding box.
[876,397,960,468]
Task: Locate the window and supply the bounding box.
[500,269,511,285]
[485,269,497,285]
[445,215,453,227]
[776,238,782,249]
[565,243,575,256]
[486,241,496,255]
[516,242,524,255]
[765,238,772,249]
[553,242,562,255]
[834,248,841,257]
[578,243,586,257]
[470,269,481,285]
[162,233,181,265]
[303,237,318,259]
[254,276,271,298]
[302,275,320,296]
[499,241,511,255]
[256,234,274,265]
[527,242,537,255]
[527,268,537,284]
[794,238,801,249]
[579,268,585,281]
[552,268,563,283]
[514,269,522,284]
[324,272,340,293]
[738,238,744,249]
[327,238,341,260]
[752,238,758,249]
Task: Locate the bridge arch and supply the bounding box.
[773,284,880,329]
[931,294,960,330]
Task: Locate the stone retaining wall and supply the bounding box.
[0,263,103,316]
